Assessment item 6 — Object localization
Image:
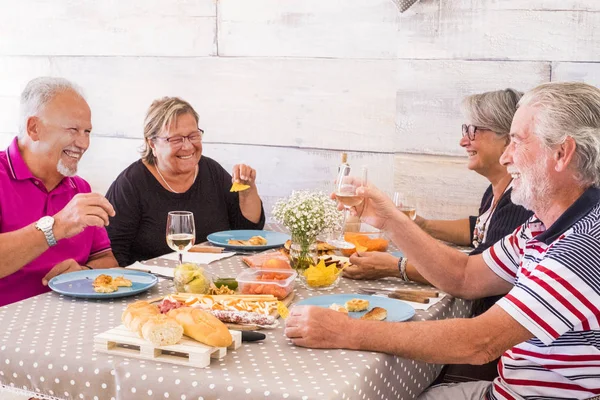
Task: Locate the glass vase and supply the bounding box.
[289,233,318,272]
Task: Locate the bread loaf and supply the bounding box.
[141,315,184,346]
[122,301,183,346]
[167,307,233,347]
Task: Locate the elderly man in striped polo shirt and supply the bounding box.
[285,81,600,400]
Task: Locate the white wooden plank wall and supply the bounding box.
[0,0,598,221]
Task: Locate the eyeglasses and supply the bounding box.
[154,129,204,147]
[461,124,490,141]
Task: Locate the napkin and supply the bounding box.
[159,251,236,264]
[125,262,176,278]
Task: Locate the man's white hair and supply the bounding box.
[519,82,600,188]
[18,76,85,137]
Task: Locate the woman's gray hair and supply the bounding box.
[19,77,85,137]
[519,82,600,188]
[462,88,523,137]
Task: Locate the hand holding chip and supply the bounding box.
[230,164,256,193]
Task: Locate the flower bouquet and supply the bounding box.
[272,190,341,271]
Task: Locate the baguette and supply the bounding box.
[141,315,184,347]
[167,307,233,347]
[122,301,183,346]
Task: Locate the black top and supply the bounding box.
[468,185,533,256]
[467,184,533,315]
[106,157,265,266]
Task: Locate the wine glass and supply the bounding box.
[327,165,368,249]
[392,192,417,221]
[166,211,196,264]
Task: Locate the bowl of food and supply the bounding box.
[339,226,389,256]
[236,268,297,300]
[173,263,212,294]
[299,259,343,291]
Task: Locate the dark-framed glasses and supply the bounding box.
[461,124,490,141]
[155,129,204,146]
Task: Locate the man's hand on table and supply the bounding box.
[42,258,89,286]
[284,305,358,349]
[344,251,400,280]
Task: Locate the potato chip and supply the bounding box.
[303,259,342,287]
[277,301,290,319]
[230,182,251,192]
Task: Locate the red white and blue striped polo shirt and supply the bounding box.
[482,186,600,400]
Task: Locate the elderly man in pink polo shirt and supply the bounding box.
[0,77,118,307]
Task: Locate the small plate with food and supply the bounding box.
[295,294,415,322]
[207,230,290,250]
[48,269,158,299]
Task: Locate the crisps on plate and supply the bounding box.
[277,301,290,319]
[230,182,251,192]
[302,259,343,288]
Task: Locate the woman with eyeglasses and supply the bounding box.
[105,97,264,266]
[345,88,533,383]
[346,88,532,295]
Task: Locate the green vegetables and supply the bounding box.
[173,263,210,294]
[214,278,238,291]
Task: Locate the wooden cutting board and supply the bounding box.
[94,326,241,368]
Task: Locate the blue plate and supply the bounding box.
[390,251,404,258]
[207,229,290,250]
[48,269,158,299]
[296,294,415,322]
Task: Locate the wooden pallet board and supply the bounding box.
[94,325,242,368]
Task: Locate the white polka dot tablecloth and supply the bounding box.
[0,228,472,400]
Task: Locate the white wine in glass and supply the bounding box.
[392,192,417,221]
[327,165,368,249]
[166,211,196,264]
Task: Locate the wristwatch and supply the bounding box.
[35,216,57,247]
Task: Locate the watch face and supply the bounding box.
[37,216,54,230]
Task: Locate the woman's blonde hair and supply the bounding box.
[141,96,200,165]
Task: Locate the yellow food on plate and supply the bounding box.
[113,276,132,287]
[329,303,349,314]
[360,307,387,321]
[277,301,290,319]
[230,182,251,192]
[228,235,267,246]
[302,259,342,288]
[345,298,369,312]
[93,274,113,287]
[94,284,118,293]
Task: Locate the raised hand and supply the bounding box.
[53,193,116,240]
[232,164,257,192]
[332,178,400,230]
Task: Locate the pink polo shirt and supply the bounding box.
[0,137,111,307]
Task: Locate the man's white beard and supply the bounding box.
[510,159,551,212]
[57,159,77,177]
